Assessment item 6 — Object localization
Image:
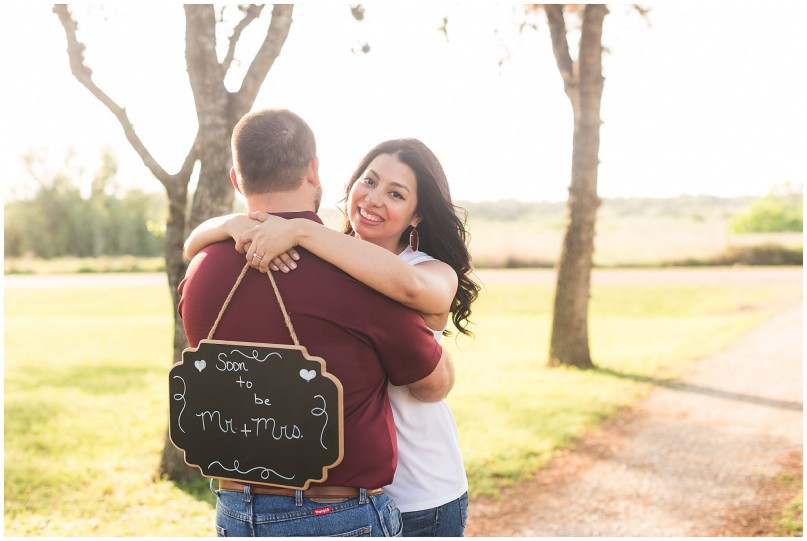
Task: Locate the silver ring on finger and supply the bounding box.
[253,253,263,260]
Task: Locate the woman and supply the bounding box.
[186,138,480,537]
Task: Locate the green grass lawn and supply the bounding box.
[4,269,801,536]
[4,255,165,275]
[775,493,804,536]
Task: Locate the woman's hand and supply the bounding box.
[236,212,302,274]
[184,213,255,260]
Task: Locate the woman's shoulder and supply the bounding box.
[398,246,437,266]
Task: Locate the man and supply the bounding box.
[178,108,454,537]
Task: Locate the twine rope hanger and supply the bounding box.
[206,262,300,346]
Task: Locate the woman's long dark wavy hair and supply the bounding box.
[341,138,480,336]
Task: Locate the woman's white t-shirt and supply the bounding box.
[383,246,468,513]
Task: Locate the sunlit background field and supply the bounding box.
[4,265,801,536]
[6,195,803,274]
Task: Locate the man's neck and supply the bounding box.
[245,192,316,214]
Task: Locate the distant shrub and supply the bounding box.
[502,257,555,269]
[730,183,803,233]
[720,245,803,265]
[4,267,35,276]
[462,200,565,222]
[669,244,803,266]
[3,256,165,275]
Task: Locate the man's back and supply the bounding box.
[178,212,441,489]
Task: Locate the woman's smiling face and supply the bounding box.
[347,153,420,253]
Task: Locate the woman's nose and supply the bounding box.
[364,188,381,206]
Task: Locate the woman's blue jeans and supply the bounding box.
[400,492,468,537]
[213,484,403,537]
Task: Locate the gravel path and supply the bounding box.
[467,304,803,537]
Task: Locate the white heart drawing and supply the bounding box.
[299,369,316,382]
[195,360,206,372]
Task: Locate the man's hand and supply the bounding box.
[407,347,454,402]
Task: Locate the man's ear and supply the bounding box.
[306,156,321,189]
[230,167,242,194]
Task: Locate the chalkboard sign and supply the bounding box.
[169,339,344,489]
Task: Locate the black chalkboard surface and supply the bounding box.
[169,339,344,489]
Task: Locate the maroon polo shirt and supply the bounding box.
[177,211,442,489]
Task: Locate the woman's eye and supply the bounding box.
[390,191,404,200]
[362,176,376,186]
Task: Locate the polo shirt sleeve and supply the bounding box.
[366,295,443,386]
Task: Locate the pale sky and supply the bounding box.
[3,3,806,210]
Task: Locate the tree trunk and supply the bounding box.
[158,5,294,480]
[54,4,295,481]
[547,4,607,369]
[184,5,236,231]
[159,181,199,481]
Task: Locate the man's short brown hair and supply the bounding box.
[231,109,316,195]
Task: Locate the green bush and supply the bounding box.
[4,149,166,259]
[669,244,803,267]
[730,183,803,233]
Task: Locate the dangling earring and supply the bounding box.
[408,226,419,251]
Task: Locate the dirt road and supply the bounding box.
[5,265,801,289]
[473,265,802,286]
[467,303,803,536]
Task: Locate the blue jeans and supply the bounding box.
[213,484,403,537]
[400,492,468,537]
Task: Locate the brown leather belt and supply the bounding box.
[218,479,383,499]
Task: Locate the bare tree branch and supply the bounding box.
[632,4,652,18]
[52,4,188,187]
[177,131,201,181]
[438,16,449,42]
[350,5,365,21]
[631,4,653,28]
[544,4,576,98]
[234,4,294,115]
[184,5,226,116]
[579,5,607,86]
[221,4,266,73]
